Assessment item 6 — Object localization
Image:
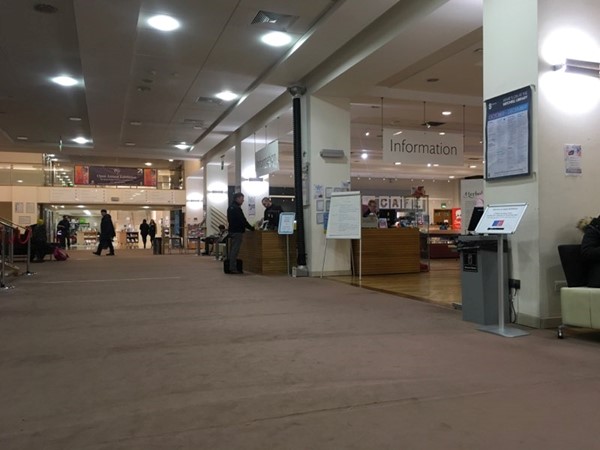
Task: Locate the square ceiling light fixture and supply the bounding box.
[554,58,600,77]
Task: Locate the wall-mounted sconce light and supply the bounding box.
[320,148,345,158]
[553,58,600,77]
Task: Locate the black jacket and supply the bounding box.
[99,214,116,241]
[139,222,150,236]
[227,202,254,233]
[581,218,600,287]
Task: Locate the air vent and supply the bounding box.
[196,96,223,106]
[422,121,445,128]
[251,10,298,30]
[183,119,205,126]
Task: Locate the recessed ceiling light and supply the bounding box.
[145,162,152,166]
[393,131,403,135]
[174,144,189,150]
[215,90,238,101]
[51,75,78,87]
[69,116,82,121]
[143,206,150,209]
[125,142,136,146]
[147,15,180,32]
[433,164,439,167]
[439,132,445,136]
[17,179,23,183]
[77,205,85,208]
[260,31,292,47]
[427,163,432,167]
[47,154,55,157]
[130,121,142,126]
[394,162,401,166]
[16,136,28,141]
[361,152,368,160]
[442,111,452,116]
[365,131,370,136]
[449,175,455,179]
[168,159,174,162]
[72,137,90,144]
[470,165,477,169]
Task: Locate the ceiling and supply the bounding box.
[0,0,484,184]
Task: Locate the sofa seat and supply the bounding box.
[560,287,600,331]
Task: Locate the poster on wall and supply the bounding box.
[485,86,532,180]
[74,165,157,186]
[564,144,582,176]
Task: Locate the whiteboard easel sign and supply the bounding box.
[278,212,295,235]
[325,191,361,239]
[475,203,527,235]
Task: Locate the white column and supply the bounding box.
[205,163,229,235]
[484,0,600,328]
[239,141,269,225]
[303,95,352,276]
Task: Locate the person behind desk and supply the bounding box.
[363,200,378,218]
[581,215,600,287]
[262,197,283,230]
[227,192,255,274]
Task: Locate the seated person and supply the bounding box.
[262,197,283,230]
[29,219,56,262]
[580,215,600,287]
[363,200,378,218]
[202,225,227,255]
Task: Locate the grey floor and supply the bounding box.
[1,248,600,450]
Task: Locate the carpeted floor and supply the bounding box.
[0,249,599,449]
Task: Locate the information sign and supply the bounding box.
[475,203,528,235]
[278,212,295,235]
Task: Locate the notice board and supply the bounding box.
[325,191,361,239]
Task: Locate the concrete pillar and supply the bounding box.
[484,0,600,327]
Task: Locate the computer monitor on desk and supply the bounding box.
[264,210,281,230]
[467,206,484,233]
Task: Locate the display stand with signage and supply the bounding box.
[321,192,361,279]
[474,203,529,337]
[278,212,295,275]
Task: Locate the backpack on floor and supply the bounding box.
[53,247,69,261]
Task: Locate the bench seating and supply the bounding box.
[557,244,600,338]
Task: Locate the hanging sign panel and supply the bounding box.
[485,86,532,180]
[382,129,464,166]
[74,165,157,186]
[255,140,280,177]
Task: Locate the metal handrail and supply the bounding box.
[0,216,34,283]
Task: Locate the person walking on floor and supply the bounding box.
[93,209,116,256]
[226,192,254,274]
[148,219,157,245]
[139,219,150,249]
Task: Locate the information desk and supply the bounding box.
[352,228,420,275]
[238,231,296,275]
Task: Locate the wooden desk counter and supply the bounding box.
[238,231,296,275]
[352,228,421,275]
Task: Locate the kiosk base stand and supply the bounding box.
[292,265,309,277]
[472,205,531,339]
[478,324,529,338]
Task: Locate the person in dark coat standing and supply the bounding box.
[581,215,600,287]
[148,219,157,245]
[139,219,150,249]
[57,215,71,249]
[226,192,254,274]
[93,209,116,256]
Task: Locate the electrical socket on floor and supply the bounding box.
[554,280,567,291]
